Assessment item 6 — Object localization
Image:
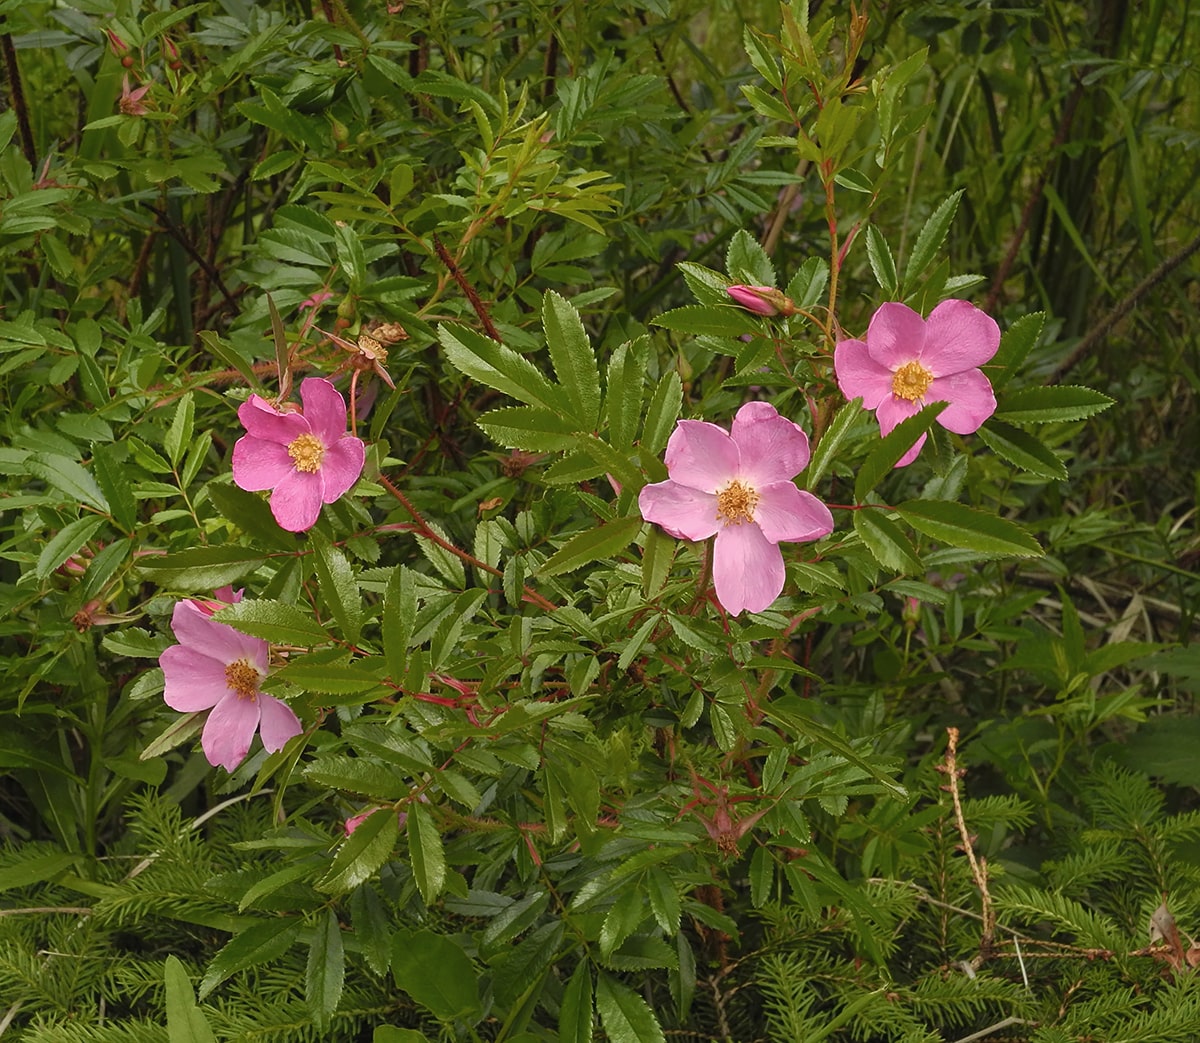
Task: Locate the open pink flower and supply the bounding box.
[232,377,365,532]
[638,402,834,616]
[119,75,151,116]
[159,600,302,772]
[834,299,1000,467]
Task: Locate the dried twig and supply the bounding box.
[432,234,502,342]
[939,726,995,968]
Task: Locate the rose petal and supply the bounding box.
[920,299,1001,374]
[319,436,365,503]
[269,469,325,532]
[663,420,740,492]
[875,394,923,438]
[894,434,927,468]
[299,377,350,446]
[201,693,261,771]
[712,523,785,616]
[754,483,834,544]
[730,402,811,486]
[835,339,895,410]
[928,368,996,434]
[237,396,309,445]
[865,302,927,369]
[258,695,303,753]
[638,480,720,541]
[232,435,296,492]
[160,645,228,711]
[169,600,268,669]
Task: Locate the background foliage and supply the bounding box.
[1,1,1198,1041]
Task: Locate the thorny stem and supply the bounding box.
[0,26,36,169]
[377,473,558,611]
[433,234,502,342]
[941,726,995,968]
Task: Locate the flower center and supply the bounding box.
[891,360,934,402]
[224,658,260,701]
[716,480,760,525]
[287,433,325,473]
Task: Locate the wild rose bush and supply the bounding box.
[2,2,1195,1042]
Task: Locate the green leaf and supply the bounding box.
[641,526,675,599]
[641,373,682,455]
[743,26,783,89]
[605,339,646,452]
[36,514,107,581]
[373,1029,430,1043]
[558,960,594,1043]
[199,919,302,998]
[975,420,1068,479]
[896,500,1042,557]
[765,696,906,798]
[164,393,195,469]
[785,256,829,310]
[312,535,362,643]
[902,190,962,294]
[865,225,898,297]
[987,312,1045,392]
[27,453,109,512]
[383,566,416,682]
[216,599,328,645]
[543,291,600,429]
[275,654,386,698]
[646,866,680,934]
[853,402,947,501]
[540,516,643,577]
[92,442,137,531]
[408,803,445,905]
[318,807,399,894]
[595,973,666,1043]
[198,330,259,388]
[164,956,217,1043]
[0,851,82,892]
[492,921,563,1008]
[137,547,268,590]
[726,228,775,287]
[651,305,756,338]
[807,396,865,489]
[994,385,1115,424]
[853,510,922,574]
[306,907,345,1031]
[476,406,580,451]
[439,323,566,412]
[391,928,481,1022]
[207,483,294,548]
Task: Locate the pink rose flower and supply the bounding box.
[638,402,834,616]
[231,377,365,532]
[159,600,302,772]
[834,299,1000,467]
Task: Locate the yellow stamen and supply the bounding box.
[716,480,759,525]
[287,432,325,473]
[225,659,260,700]
[891,360,934,402]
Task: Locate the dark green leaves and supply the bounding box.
[391,929,481,1022]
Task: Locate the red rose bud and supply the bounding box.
[726,284,796,317]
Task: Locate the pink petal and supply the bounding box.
[865,302,927,369]
[730,402,811,486]
[170,600,268,669]
[712,523,785,616]
[160,645,228,711]
[257,695,302,753]
[894,435,927,468]
[201,693,261,772]
[232,435,296,492]
[238,396,308,444]
[319,436,365,503]
[754,483,834,544]
[876,396,928,467]
[269,468,324,532]
[920,299,1000,374]
[299,378,350,446]
[638,480,720,541]
[663,420,739,492]
[835,339,895,410]
[929,369,997,433]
